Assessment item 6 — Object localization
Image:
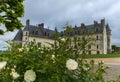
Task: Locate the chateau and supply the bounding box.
[13,19,111,54]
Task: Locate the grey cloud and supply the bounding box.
[0,31,17,50]
[22,0,120,46]
[0,0,120,50]
[0,31,17,40]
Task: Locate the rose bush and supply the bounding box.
[0,36,119,82]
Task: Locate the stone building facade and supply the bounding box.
[13,19,111,54]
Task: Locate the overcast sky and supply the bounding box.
[0,0,120,50]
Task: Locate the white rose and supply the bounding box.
[61,38,65,42]
[26,48,29,52]
[59,37,66,42]
[66,59,78,70]
[52,55,55,59]
[0,61,7,70]
[12,72,20,79]
[18,48,23,52]
[10,68,20,79]
[24,70,36,82]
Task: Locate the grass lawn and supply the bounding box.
[80,54,120,58]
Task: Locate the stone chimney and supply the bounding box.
[94,20,98,25]
[26,19,30,26]
[101,19,105,26]
[38,23,44,29]
[81,23,85,28]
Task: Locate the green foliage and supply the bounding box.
[112,45,120,54]
[0,0,24,34]
[79,54,120,58]
[0,36,119,82]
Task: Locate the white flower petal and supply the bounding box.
[52,55,55,58]
[24,70,36,82]
[0,61,7,70]
[61,38,65,42]
[66,59,78,70]
[12,72,20,79]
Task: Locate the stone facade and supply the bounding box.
[13,19,111,54]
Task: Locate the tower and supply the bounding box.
[22,19,30,46]
[106,24,112,53]
[101,19,107,54]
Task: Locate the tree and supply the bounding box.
[0,0,24,34]
[112,45,120,54]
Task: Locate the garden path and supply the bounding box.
[87,58,120,80]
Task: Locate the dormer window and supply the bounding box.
[96,28,99,32]
[33,31,34,35]
[61,31,63,36]
[26,32,27,36]
[67,32,70,35]
[44,31,47,36]
[75,30,78,34]
[35,30,38,35]
[80,23,86,34]
[47,33,49,36]
[82,31,85,34]
[82,30,86,34]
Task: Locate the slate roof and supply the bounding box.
[13,30,23,41]
[13,25,56,41]
[25,25,55,38]
[13,22,111,41]
[60,23,111,36]
[106,24,111,31]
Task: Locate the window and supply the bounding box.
[97,45,99,49]
[82,31,85,34]
[61,31,63,36]
[108,38,110,42]
[44,31,47,36]
[26,32,27,36]
[25,37,27,41]
[33,31,34,35]
[67,32,70,35]
[96,28,98,32]
[96,35,99,40]
[47,33,49,36]
[88,45,91,49]
[75,30,77,34]
[97,51,100,54]
[88,51,91,54]
[82,51,85,54]
[35,31,38,35]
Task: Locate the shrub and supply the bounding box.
[0,36,119,82]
